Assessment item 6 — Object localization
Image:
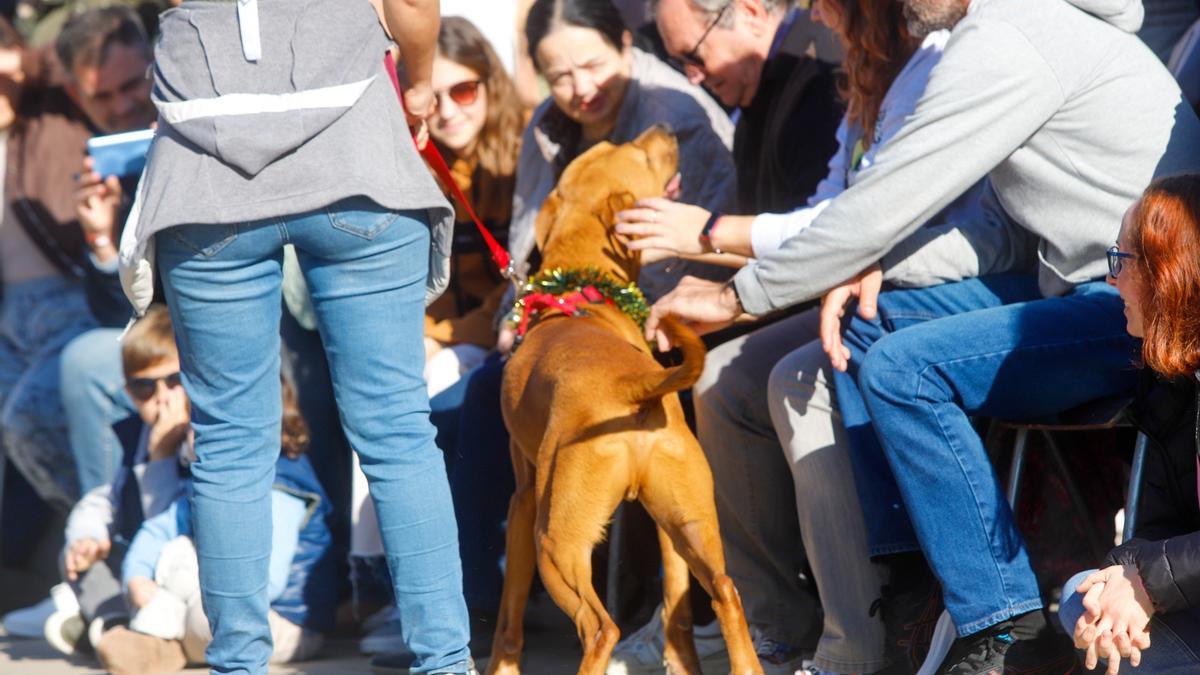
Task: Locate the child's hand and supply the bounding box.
[65,537,111,580]
[148,385,190,461]
[127,576,159,609]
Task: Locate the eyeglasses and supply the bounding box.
[127,372,183,401]
[434,80,482,108]
[675,1,732,70]
[1107,245,1137,279]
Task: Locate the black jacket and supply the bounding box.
[733,46,842,214]
[1105,370,1200,614]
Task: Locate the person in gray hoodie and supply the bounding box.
[641,0,1200,672]
[117,1,474,674]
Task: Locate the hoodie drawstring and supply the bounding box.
[237,0,261,62]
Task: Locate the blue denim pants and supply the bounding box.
[156,197,471,675]
[831,275,1139,636]
[60,327,136,494]
[1060,569,1200,672]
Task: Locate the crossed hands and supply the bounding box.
[1073,564,1155,675]
[65,537,111,581]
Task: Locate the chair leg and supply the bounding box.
[1123,433,1149,543]
[1007,428,1030,511]
[1040,430,1109,562]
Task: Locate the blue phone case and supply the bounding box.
[86,129,155,178]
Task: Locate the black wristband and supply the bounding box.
[699,212,724,254]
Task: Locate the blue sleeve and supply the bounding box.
[121,496,191,591]
[267,490,307,603]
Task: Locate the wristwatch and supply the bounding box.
[86,233,113,249]
[699,212,723,254]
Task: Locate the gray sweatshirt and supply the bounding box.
[733,0,1200,315]
[120,0,454,315]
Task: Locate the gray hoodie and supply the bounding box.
[733,0,1200,315]
[119,0,454,314]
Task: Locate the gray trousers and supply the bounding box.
[694,308,887,673]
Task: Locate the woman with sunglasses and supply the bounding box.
[1057,175,1200,675]
[422,15,526,394]
[509,0,737,302]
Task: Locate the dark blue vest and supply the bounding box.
[270,453,338,632]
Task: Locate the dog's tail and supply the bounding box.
[624,317,707,404]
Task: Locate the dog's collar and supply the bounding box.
[508,267,649,344]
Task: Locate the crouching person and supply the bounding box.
[41,305,190,657]
[1058,175,1200,673]
[94,373,338,673]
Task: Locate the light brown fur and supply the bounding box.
[486,128,762,675]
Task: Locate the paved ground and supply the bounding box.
[0,594,587,674]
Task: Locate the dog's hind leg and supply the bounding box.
[486,448,538,675]
[657,525,703,674]
[536,448,626,675]
[641,451,763,675]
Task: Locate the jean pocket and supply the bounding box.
[327,196,400,240]
[170,224,239,257]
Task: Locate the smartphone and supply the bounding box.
[86,128,155,178]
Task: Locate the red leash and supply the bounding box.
[384,53,514,278]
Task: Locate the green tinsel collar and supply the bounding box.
[508,267,649,334]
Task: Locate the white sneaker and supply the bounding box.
[752,630,809,675]
[44,607,86,656]
[606,606,730,675]
[3,583,80,639]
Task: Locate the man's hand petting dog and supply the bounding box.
[644,275,751,351]
[819,263,882,372]
[1073,564,1154,675]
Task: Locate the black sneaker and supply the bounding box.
[937,613,1081,675]
[872,552,944,674]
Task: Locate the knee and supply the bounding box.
[857,332,927,408]
[59,329,121,398]
[694,343,755,418]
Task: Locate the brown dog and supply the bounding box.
[486,127,762,675]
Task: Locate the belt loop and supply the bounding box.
[237,0,262,62]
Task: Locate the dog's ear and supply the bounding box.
[535,190,562,253]
[599,191,637,226]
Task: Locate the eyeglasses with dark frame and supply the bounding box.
[127,372,183,402]
[675,1,733,70]
[1107,245,1137,279]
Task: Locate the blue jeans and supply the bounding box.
[156,197,471,675]
[442,355,512,613]
[0,278,96,512]
[60,327,137,494]
[1060,569,1200,672]
[834,276,1139,636]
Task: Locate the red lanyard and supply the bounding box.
[383,52,514,278]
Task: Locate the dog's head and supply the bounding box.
[534,126,680,283]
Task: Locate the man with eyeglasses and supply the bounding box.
[643,0,1200,672]
[654,0,842,217]
[603,2,843,674]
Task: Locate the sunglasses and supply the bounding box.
[127,372,183,401]
[1107,245,1137,278]
[434,80,482,108]
[674,0,732,70]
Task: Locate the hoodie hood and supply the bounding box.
[151,0,389,177]
[1063,0,1144,32]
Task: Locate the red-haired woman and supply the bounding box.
[1059,175,1200,675]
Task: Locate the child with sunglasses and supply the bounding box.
[34,305,192,659]
[92,370,338,673]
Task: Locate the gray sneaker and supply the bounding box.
[370,651,477,675]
